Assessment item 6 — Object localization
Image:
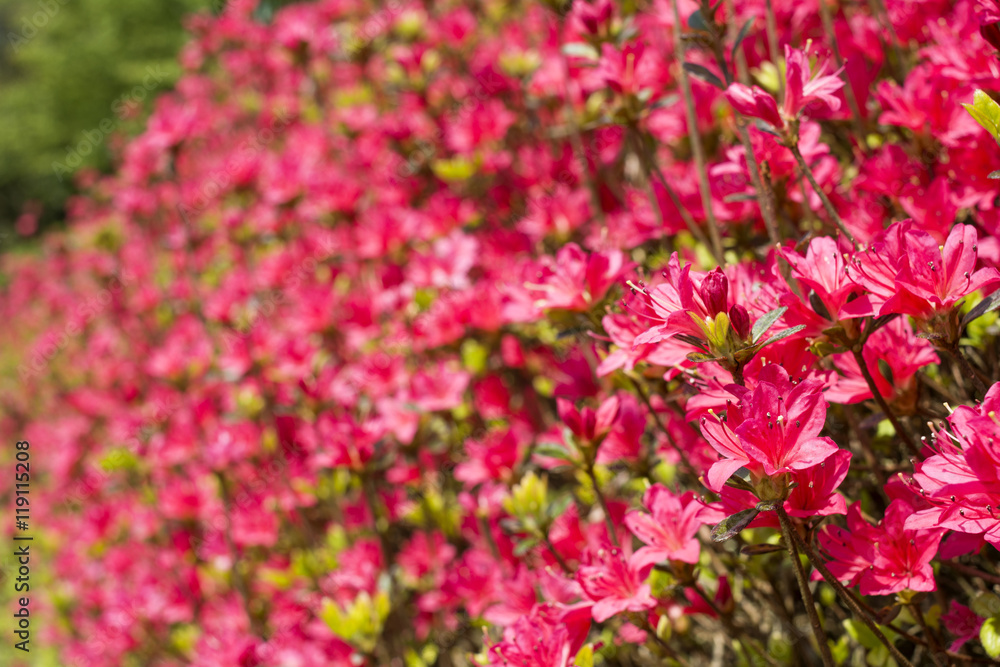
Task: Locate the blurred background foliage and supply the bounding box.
[0,0,302,241]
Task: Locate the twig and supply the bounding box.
[792,525,917,667]
[944,560,1000,586]
[586,461,620,547]
[543,534,572,573]
[627,374,699,479]
[947,342,988,397]
[910,603,946,667]
[764,0,784,100]
[789,143,857,247]
[671,0,725,266]
[851,346,920,458]
[776,506,835,667]
[643,139,716,253]
[690,582,782,667]
[216,472,265,637]
[817,0,868,145]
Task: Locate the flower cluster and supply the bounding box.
[2,0,1000,665]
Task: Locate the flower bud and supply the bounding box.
[700,270,729,316]
[729,304,751,340]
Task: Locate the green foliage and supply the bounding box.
[964,90,1000,145]
[0,0,201,231]
[0,0,303,235]
[981,616,1000,660]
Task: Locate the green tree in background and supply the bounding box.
[0,0,308,240]
[0,0,210,234]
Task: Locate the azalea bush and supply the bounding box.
[4,0,1000,665]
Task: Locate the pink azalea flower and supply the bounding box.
[683,577,732,618]
[597,393,647,464]
[782,45,845,120]
[724,46,843,130]
[816,500,944,595]
[486,604,590,667]
[905,382,1000,548]
[785,449,853,518]
[700,365,840,492]
[577,545,657,622]
[781,235,862,323]
[455,428,525,487]
[557,395,620,444]
[625,485,725,568]
[595,41,666,98]
[846,221,1000,321]
[825,317,938,408]
[517,243,630,314]
[597,312,692,375]
[941,602,985,653]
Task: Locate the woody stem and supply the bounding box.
[542,533,571,573]
[671,0,725,266]
[776,506,835,667]
[948,341,987,397]
[585,461,619,548]
[789,143,857,247]
[789,520,917,667]
[910,602,946,667]
[690,583,780,667]
[850,346,920,458]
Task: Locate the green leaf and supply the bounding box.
[752,306,788,343]
[843,618,882,651]
[731,19,753,60]
[981,616,1000,659]
[431,157,477,182]
[574,645,595,667]
[809,291,832,320]
[561,42,600,61]
[741,543,785,555]
[548,493,574,520]
[687,351,724,363]
[877,358,895,388]
[676,333,709,351]
[971,592,1000,619]
[534,443,575,462]
[831,635,851,665]
[755,324,806,349]
[513,537,539,557]
[682,62,724,90]
[754,119,781,136]
[461,339,489,374]
[711,508,759,542]
[963,90,1000,143]
[962,290,1000,328]
[687,9,708,31]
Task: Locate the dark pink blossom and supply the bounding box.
[700,365,840,492]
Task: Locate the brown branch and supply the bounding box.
[776,506,835,667]
[671,0,725,266]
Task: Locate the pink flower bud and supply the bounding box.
[729,304,751,340]
[724,83,783,129]
[699,270,729,316]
